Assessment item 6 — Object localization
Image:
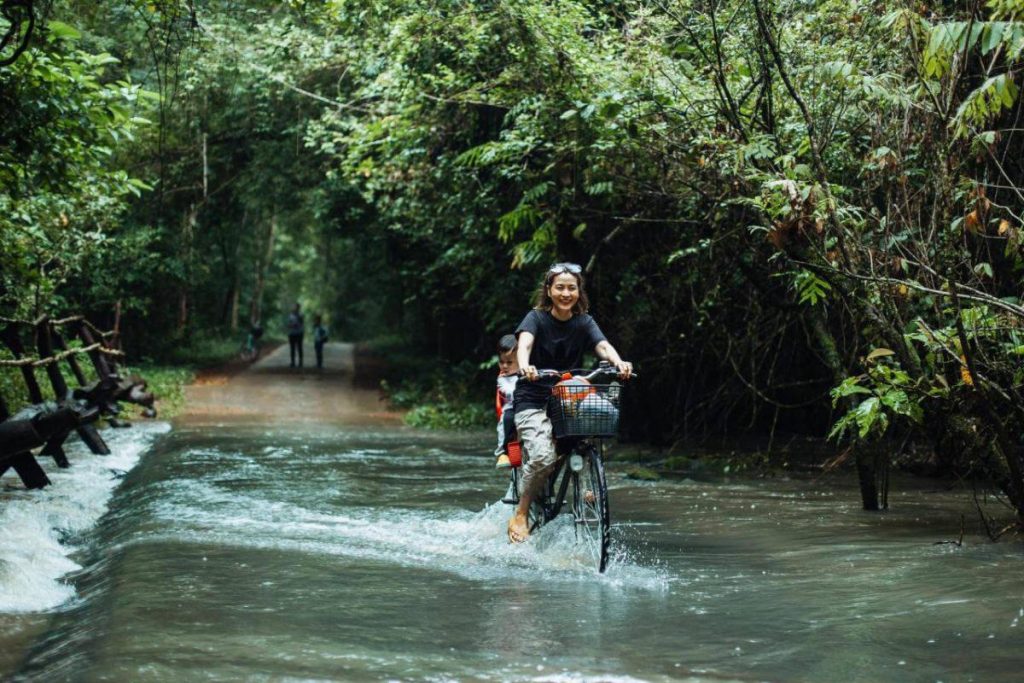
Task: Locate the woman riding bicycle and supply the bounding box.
[508,262,633,544]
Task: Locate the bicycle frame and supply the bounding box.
[505,438,603,529]
[502,361,628,572]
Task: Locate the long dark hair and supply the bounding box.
[533,267,590,315]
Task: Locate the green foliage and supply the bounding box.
[830,359,924,441]
[953,73,1020,137]
[162,334,246,368]
[404,401,492,430]
[0,368,29,416]
[383,367,493,431]
[120,364,194,418]
[368,336,493,430]
[1,17,152,315]
[6,0,1024,521]
[793,270,832,307]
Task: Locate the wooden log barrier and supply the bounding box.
[1,313,158,491]
[35,317,110,456]
[1,324,72,468]
[0,396,51,490]
[112,375,156,418]
[73,320,150,422]
[0,404,79,454]
[52,326,89,387]
[51,324,134,431]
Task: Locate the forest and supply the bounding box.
[2,0,1024,528]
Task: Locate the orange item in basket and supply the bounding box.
[553,377,596,404]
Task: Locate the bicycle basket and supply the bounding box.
[547,382,622,438]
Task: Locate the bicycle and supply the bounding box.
[502,361,634,573]
[241,325,263,362]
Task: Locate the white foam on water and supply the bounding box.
[146,477,670,590]
[531,675,659,683]
[0,422,170,613]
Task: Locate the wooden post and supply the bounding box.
[36,318,110,457]
[1,324,70,467]
[0,394,51,490]
[51,326,89,386]
[73,320,123,422]
[77,320,115,379]
[35,317,69,399]
[1,325,45,404]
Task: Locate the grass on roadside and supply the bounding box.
[119,364,195,419]
[124,331,263,419]
[365,335,493,431]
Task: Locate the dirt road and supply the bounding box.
[181,342,402,426]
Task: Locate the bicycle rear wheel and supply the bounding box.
[573,446,610,572]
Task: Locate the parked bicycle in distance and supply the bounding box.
[241,322,263,362]
[503,360,635,573]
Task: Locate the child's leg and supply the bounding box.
[494,410,512,468]
[494,415,506,458]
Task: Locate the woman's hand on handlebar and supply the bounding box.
[519,365,539,381]
[614,360,634,380]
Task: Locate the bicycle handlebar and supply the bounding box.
[521,361,637,382]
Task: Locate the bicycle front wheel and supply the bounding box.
[573,446,610,572]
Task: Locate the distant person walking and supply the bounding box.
[287,303,305,368]
[313,314,329,370]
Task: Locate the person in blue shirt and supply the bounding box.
[313,315,329,370]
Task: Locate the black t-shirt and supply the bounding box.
[514,309,607,410]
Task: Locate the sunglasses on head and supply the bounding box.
[548,262,582,275]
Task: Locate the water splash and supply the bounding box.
[141,473,670,590]
[0,422,170,612]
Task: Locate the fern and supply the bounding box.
[953,73,1020,138]
[584,180,613,196]
[498,204,541,242]
[454,140,530,168]
[794,270,832,306]
[522,181,552,203]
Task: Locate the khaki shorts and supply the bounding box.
[514,408,557,497]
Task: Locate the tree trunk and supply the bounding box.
[806,309,879,510]
[178,205,197,337]
[250,211,277,326]
[230,284,240,331]
[177,291,188,337]
[111,299,123,352]
[855,449,880,511]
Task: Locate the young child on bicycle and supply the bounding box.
[494,334,519,469]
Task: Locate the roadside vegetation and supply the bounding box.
[3,0,1024,533]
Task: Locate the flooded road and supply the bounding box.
[3,344,1023,681]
